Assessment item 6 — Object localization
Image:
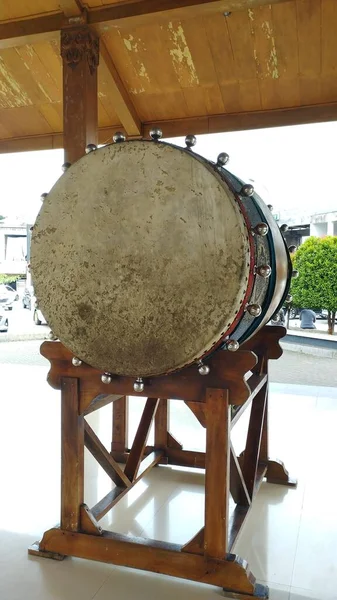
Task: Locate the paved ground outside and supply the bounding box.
[269,349,337,387]
[0,339,336,388]
[0,301,50,341]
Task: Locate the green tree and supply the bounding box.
[0,274,20,285]
[291,236,337,334]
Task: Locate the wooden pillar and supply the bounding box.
[61,26,99,164]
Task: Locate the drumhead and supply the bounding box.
[31,140,251,377]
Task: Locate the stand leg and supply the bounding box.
[260,380,297,487]
[29,377,83,560]
[60,377,84,532]
[204,388,230,558]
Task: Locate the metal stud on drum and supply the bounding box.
[185,134,196,149]
[149,128,162,141]
[72,357,82,367]
[101,373,112,384]
[198,361,210,376]
[217,153,229,166]
[85,144,97,153]
[134,378,144,392]
[113,132,126,143]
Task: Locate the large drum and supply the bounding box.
[31,137,291,379]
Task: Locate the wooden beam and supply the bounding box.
[0,14,63,50]
[38,527,258,594]
[91,450,163,520]
[124,398,160,481]
[100,39,141,136]
[0,1,292,48]
[1,101,337,155]
[0,126,128,155]
[144,102,337,138]
[61,26,99,163]
[84,420,131,488]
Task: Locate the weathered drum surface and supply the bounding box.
[31,141,252,376]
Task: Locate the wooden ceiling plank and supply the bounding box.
[33,40,63,91]
[15,44,61,104]
[58,0,83,17]
[39,102,63,130]
[131,90,189,122]
[202,14,235,112]
[0,47,49,107]
[237,80,261,112]
[183,87,207,118]
[0,105,53,138]
[224,10,262,112]
[226,10,257,81]
[269,2,300,108]
[321,0,337,75]
[98,96,115,127]
[248,4,281,110]
[169,16,225,117]
[271,2,299,79]
[296,0,321,78]
[100,38,141,135]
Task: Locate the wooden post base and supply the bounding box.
[30,528,268,599]
[28,542,66,561]
[265,459,297,487]
[28,325,295,600]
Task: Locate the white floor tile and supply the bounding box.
[92,565,220,600]
[289,586,334,600]
[1,364,337,600]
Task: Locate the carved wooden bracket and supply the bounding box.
[61,27,99,74]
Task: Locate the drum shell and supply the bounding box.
[31,140,291,377]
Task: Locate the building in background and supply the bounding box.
[310,211,337,237]
[0,218,28,291]
[279,209,337,248]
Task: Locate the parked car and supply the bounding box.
[0,308,8,332]
[22,286,34,310]
[0,284,18,310]
[22,286,47,325]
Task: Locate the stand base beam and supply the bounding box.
[35,528,268,598]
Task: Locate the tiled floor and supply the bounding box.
[1,362,336,600]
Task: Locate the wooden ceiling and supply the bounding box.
[0,0,336,153]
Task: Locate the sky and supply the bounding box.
[1,120,337,224]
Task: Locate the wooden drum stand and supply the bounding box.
[29,325,296,599]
